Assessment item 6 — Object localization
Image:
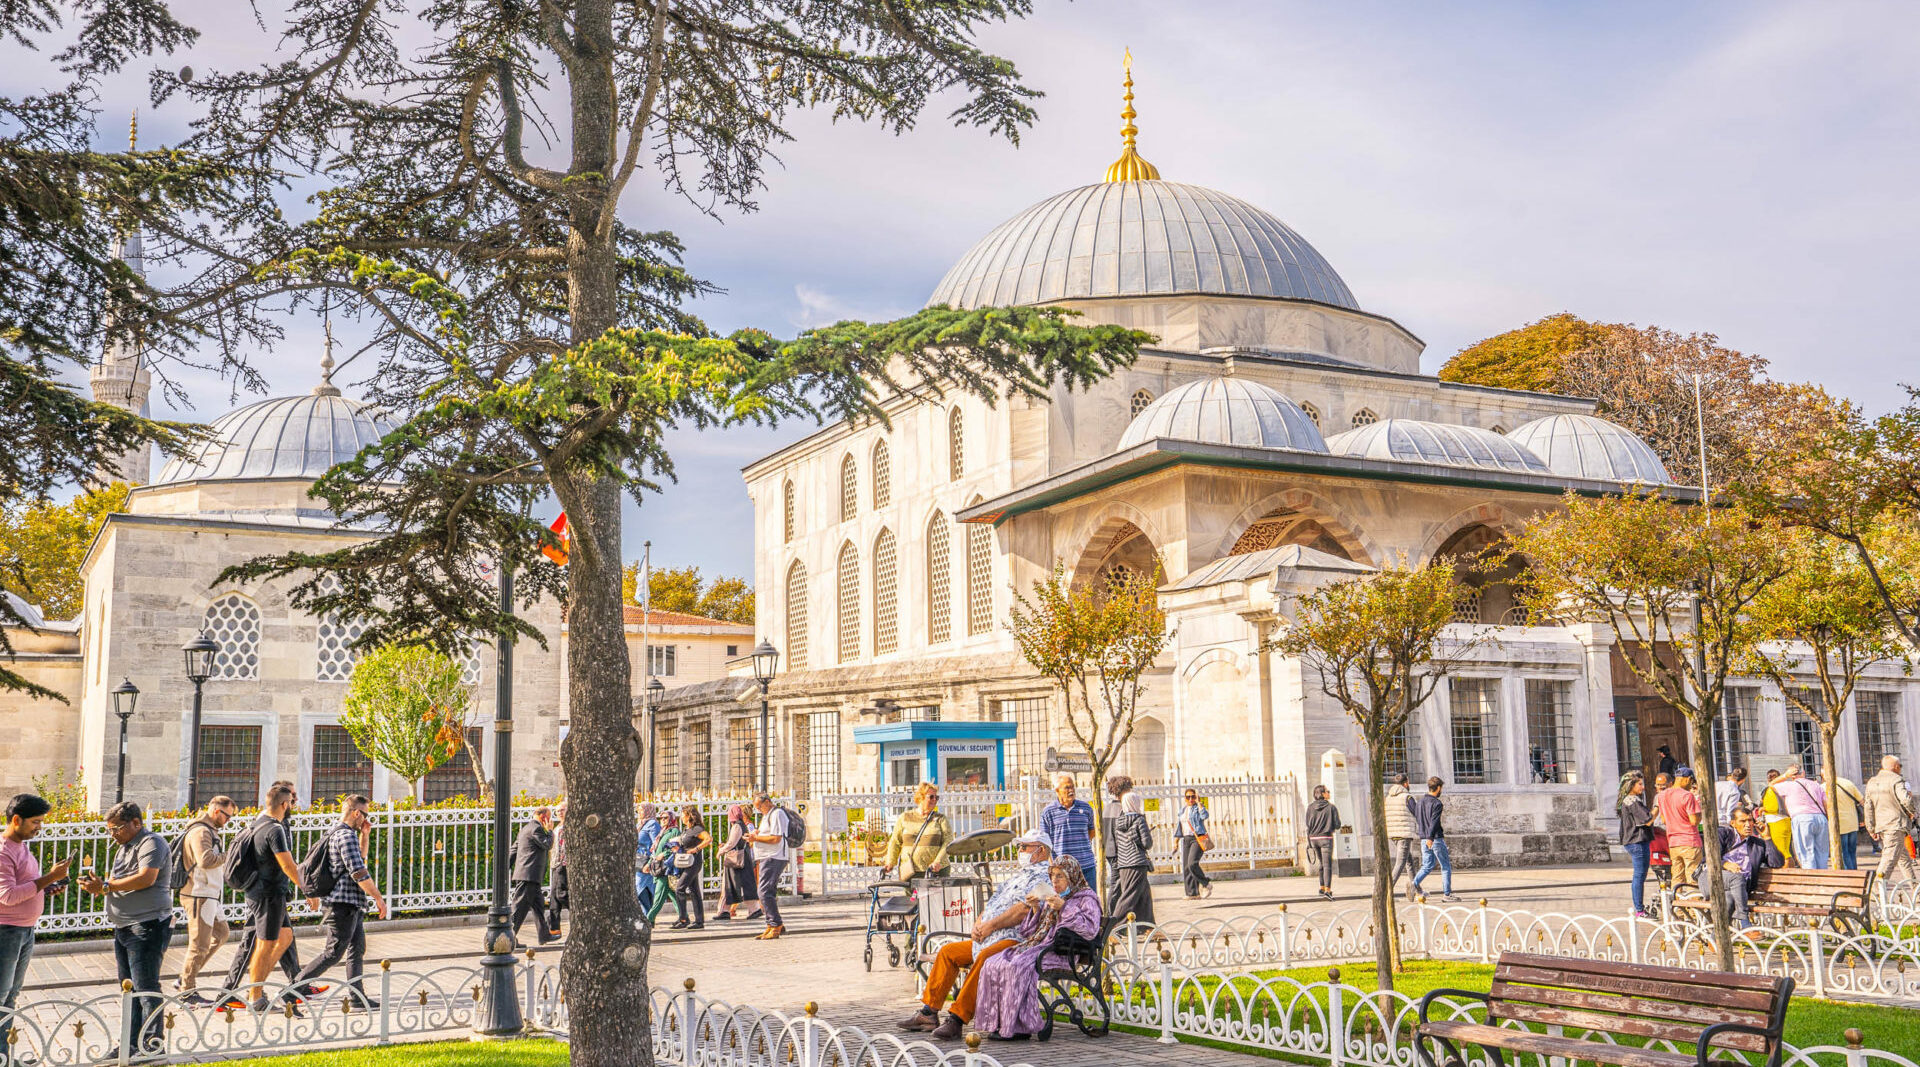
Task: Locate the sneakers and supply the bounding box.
[1442,893,1461,902]
[1632,909,1651,919]
[900,1009,938,1032]
[180,991,215,1007]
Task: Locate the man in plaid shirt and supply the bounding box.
[292,795,388,1009]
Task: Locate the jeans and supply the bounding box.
[293,904,369,1005]
[1388,838,1420,894]
[1877,829,1918,882]
[1840,831,1859,870]
[0,923,33,1011]
[1624,841,1651,913]
[113,917,171,1054]
[757,857,787,928]
[1178,837,1212,896]
[1412,839,1452,896]
[1791,814,1831,869]
[1308,839,1335,891]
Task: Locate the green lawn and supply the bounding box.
[1122,960,1920,1062]
[193,1039,569,1067]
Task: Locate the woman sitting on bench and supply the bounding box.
[971,856,1103,1042]
[1705,806,1785,928]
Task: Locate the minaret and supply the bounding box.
[1103,49,1161,183]
[89,111,154,486]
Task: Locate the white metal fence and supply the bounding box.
[814,775,1298,898]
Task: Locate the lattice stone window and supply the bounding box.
[839,453,858,523]
[204,593,262,680]
[872,528,898,656]
[1383,715,1424,783]
[688,722,712,791]
[836,541,860,664]
[728,717,759,790]
[1449,678,1502,784]
[311,724,373,801]
[1716,686,1761,778]
[927,512,952,644]
[1130,389,1155,416]
[314,576,364,682]
[872,440,891,509]
[459,647,484,687]
[1524,679,1575,784]
[1300,401,1320,428]
[1858,690,1903,770]
[782,479,795,544]
[785,561,809,672]
[194,725,261,807]
[1451,585,1483,624]
[948,406,965,480]
[991,696,1050,782]
[796,711,841,798]
[1351,408,1378,428]
[655,721,680,792]
[965,510,992,637]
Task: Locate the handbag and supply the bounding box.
[1195,832,1215,853]
[723,845,747,869]
[672,851,699,870]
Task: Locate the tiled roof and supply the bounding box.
[621,605,754,632]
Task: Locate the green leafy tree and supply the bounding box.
[1007,562,1172,905]
[1509,495,1790,969]
[1739,528,1913,862]
[1439,312,1612,394]
[339,645,477,802]
[1269,560,1483,990]
[177,3,1151,1059]
[0,482,130,622]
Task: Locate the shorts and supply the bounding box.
[246,891,288,940]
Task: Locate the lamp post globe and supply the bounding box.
[749,641,778,792]
[110,677,139,803]
[181,632,220,808]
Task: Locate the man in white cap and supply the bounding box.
[900,828,1054,1041]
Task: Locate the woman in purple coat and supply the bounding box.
[971,856,1104,1041]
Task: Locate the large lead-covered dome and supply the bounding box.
[1504,414,1670,484]
[1325,419,1551,475]
[154,388,395,485]
[926,181,1359,312]
[1118,377,1327,453]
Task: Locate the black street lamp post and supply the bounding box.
[750,640,779,792]
[477,561,523,1037]
[645,677,665,793]
[181,633,219,807]
[110,678,139,804]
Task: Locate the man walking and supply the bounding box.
[1655,767,1704,887]
[1409,777,1457,902]
[509,806,558,947]
[221,782,304,1004]
[1040,774,1097,885]
[1384,773,1419,899]
[1866,755,1917,883]
[239,784,310,1014]
[1174,788,1212,899]
[900,830,1054,1040]
[746,793,791,940]
[175,796,236,1005]
[292,796,388,1009]
[549,799,568,937]
[1304,785,1340,900]
[79,802,171,1056]
[1,794,70,1040]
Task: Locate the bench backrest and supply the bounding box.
[1489,953,1789,1054]
[1753,866,1872,904]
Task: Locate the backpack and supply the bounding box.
[777,805,806,848]
[170,820,213,894]
[298,831,340,899]
[222,820,264,894]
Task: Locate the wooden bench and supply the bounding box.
[1034,915,1122,1041]
[1671,866,1873,933]
[1415,952,1792,1067]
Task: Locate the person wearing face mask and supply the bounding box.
[971,857,1105,1042]
[899,830,1055,1041]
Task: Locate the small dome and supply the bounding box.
[154,391,396,485]
[927,181,1358,312]
[1117,377,1327,453]
[1504,414,1670,484]
[1325,419,1551,475]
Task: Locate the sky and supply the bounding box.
[14,1,1920,586]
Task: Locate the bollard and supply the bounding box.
[1279,903,1292,970]
[682,979,698,1066]
[1844,1028,1866,1067]
[802,1002,820,1067]
[1126,912,1139,963]
[965,1031,983,1067]
[1477,899,1491,963]
[1158,948,1178,1045]
[118,979,133,1067]
[1626,909,1641,965]
[1327,968,1345,1067]
[1810,928,1827,999]
[379,960,393,1044]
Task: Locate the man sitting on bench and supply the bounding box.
[1704,806,1785,928]
[901,829,1055,1041]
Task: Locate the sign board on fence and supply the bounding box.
[825,806,849,834]
[1144,798,1160,812]
[993,803,1012,819]
[1044,746,1092,774]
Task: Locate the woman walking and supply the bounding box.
[718,804,760,921]
[1106,791,1156,926]
[666,805,711,930]
[883,783,954,880]
[635,803,662,914]
[643,809,682,924]
[1617,772,1654,917]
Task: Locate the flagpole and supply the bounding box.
[642,540,654,794]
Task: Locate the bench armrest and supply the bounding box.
[1829,889,1867,911]
[1697,1022,1780,1067]
[1416,988,1489,1025]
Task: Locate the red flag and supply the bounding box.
[542,512,569,566]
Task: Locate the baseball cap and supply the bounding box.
[1675,765,1695,779]
[1013,828,1051,848]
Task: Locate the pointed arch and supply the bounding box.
[1211,488,1381,568]
[965,497,993,636]
[1062,500,1172,591]
[836,540,860,663]
[784,560,809,672]
[871,439,892,509]
[872,527,898,655]
[927,511,952,644]
[1414,502,1530,566]
[782,479,796,544]
[839,453,858,523]
[948,406,965,480]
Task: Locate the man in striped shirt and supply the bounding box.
[292,795,388,1010]
[1040,774,1097,882]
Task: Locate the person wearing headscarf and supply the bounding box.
[1106,791,1156,926]
[642,809,683,924]
[664,805,711,930]
[971,857,1104,1042]
[718,803,761,921]
[635,803,661,912]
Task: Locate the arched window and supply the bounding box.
[782,479,796,544]
[203,592,262,680]
[927,512,952,644]
[839,454,858,523]
[1350,408,1379,428]
[785,561,808,671]
[947,406,965,481]
[965,503,992,637]
[1489,424,1508,436]
[1300,401,1321,428]
[871,440,891,509]
[314,575,364,682]
[1130,389,1155,416]
[836,541,860,664]
[872,528,898,656]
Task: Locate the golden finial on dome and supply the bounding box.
[1104,48,1160,183]
[128,110,138,152]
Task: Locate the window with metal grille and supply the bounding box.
[1790,689,1824,775]
[1858,690,1903,769]
[1449,678,1502,784]
[927,512,951,644]
[782,479,795,544]
[836,541,860,663]
[1350,408,1378,428]
[1524,679,1574,784]
[1716,686,1761,777]
[965,513,992,636]
[311,724,373,801]
[728,717,760,790]
[194,725,262,807]
[1130,389,1154,416]
[785,560,808,671]
[655,721,680,792]
[423,727,485,802]
[314,575,364,682]
[872,528,898,655]
[689,722,712,791]
[839,454,858,522]
[1451,585,1483,624]
[797,711,841,798]
[1382,714,1424,782]
[879,704,941,724]
[1300,401,1320,428]
[203,593,262,680]
[647,643,676,677]
[872,440,891,509]
[991,696,1050,782]
[948,406,964,480]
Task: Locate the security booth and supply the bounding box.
[850,720,1015,791]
